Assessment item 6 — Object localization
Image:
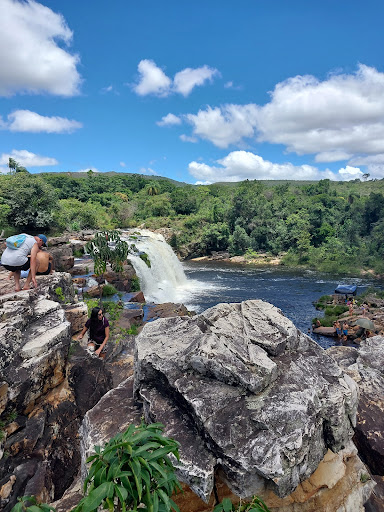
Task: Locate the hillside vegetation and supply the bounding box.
[1,170,384,274]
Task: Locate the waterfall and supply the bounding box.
[122,230,190,304]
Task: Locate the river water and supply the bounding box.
[121,230,384,350]
[180,261,384,349]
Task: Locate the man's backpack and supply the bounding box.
[6,234,27,250]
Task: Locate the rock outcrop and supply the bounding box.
[134,300,359,500]
[68,300,373,512]
[328,337,384,510]
[0,273,113,511]
[48,236,75,272]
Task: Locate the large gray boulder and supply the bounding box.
[134,300,359,501]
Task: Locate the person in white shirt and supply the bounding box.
[1,234,47,291]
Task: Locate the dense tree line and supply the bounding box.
[1,170,384,274]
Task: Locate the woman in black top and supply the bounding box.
[78,307,110,358]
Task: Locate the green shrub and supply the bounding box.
[324,305,348,316]
[54,287,67,303]
[73,249,84,258]
[73,422,182,512]
[102,284,118,297]
[321,315,338,327]
[130,275,140,292]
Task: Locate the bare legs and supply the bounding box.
[13,271,21,292]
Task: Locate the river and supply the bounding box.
[180,261,384,349]
[122,230,384,350]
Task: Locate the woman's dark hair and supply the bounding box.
[89,307,103,340]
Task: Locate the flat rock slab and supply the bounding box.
[134,299,358,500]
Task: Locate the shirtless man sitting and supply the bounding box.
[7,249,55,286]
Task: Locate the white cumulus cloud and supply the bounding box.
[188,151,367,184]
[0,149,58,167]
[186,105,258,148]
[5,110,82,133]
[337,165,363,180]
[173,66,219,96]
[133,60,219,97]
[180,134,198,143]
[0,0,81,97]
[181,65,384,168]
[133,60,172,97]
[156,113,182,127]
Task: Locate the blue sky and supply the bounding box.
[1,0,384,183]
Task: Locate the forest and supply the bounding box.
[1,168,384,275]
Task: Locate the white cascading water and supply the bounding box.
[122,230,194,304]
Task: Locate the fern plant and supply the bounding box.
[73,421,182,512]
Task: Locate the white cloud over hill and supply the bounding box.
[0,149,58,167]
[188,151,364,183]
[0,0,81,96]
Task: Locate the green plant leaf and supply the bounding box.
[94,464,107,488]
[134,442,161,456]
[115,484,128,502]
[222,498,233,512]
[157,489,171,512]
[169,498,180,512]
[10,503,23,512]
[138,456,153,476]
[149,461,168,481]
[81,481,113,512]
[129,459,143,501]
[144,446,174,461]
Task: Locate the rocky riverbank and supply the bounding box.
[1,233,383,511]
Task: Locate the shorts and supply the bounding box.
[37,263,51,276]
[342,329,348,336]
[2,259,30,272]
[336,328,341,335]
[88,340,107,353]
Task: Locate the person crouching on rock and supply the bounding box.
[7,248,54,282]
[1,234,47,291]
[77,307,110,359]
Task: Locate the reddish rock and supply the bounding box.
[116,309,144,329]
[72,278,86,287]
[64,302,88,334]
[145,302,192,321]
[129,291,145,303]
[85,284,104,298]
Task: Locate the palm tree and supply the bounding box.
[8,157,18,174]
[145,182,160,196]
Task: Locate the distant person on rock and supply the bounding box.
[334,320,341,338]
[1,234,47,291]
[77,307,110,359]
[341,321,349,342]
